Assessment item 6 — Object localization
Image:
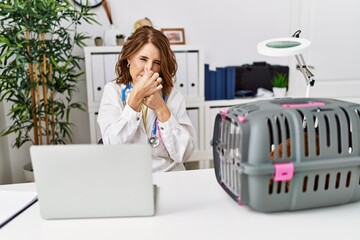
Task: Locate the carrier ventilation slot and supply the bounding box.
[268,115,291,160]
[355,108,360,117]
[346,171,351,187]
[313,115,320,156]
[301,171,352,193]
[325,174,330,190]
[335,172,341,189]
[340,107,353,154]
[324,115,331,147]
[313,175,319,191]
[355,108,360,120]
[276,117,282,157]
[285,118,291,157]
[296,110,311,157]
[267,119,274,154]
[303,114,321,157]
[268,179,290,195]
[303,115,309,157]
[335,115,341,154]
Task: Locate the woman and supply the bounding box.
[97,26,196,172]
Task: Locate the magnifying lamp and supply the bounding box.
[257,30,315,97]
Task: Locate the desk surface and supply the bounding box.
[0,169,359,240]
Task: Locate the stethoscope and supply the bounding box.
[121,85,164,148]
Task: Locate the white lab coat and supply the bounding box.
[97,81,196,172]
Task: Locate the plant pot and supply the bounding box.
[116,38,125,46]
[94,38,103,46]
[272,87,287,98]
[23,162,35,182]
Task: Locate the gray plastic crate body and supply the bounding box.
[212,98,360,212]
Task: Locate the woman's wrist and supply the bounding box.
[128,92,143,112]
[156,105,171,122]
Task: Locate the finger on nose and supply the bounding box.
[156,78,162,86]
[152,72,159,78]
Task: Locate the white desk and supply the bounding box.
[0,169,359,240]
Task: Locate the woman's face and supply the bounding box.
[128,43,161,84]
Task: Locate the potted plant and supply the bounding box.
[272,72,288,97]
[115,34,125,46]
[0,0,98,180]
[94,36,104,46]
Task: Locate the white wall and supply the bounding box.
[1,0,359,183]
[304,0,360,100]
[79,0,296,66]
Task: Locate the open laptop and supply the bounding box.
[30,144,155,219]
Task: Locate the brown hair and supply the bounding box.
[115,26,177,97]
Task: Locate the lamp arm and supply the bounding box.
[295,54,315,87]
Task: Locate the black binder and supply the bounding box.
[234,62,289,94]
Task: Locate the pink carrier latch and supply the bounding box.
[220,108,228,119]
[273,162,295,181]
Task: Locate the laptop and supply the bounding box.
[30,144,155,219]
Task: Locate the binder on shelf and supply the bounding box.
[215,67,226,100]
[91,54,106,102]
[225,67,236,99]
[174,52,188,96]
[186,52,199,97]
[204,64,211,100]
[103,54,118,83]
[210,70,217,100]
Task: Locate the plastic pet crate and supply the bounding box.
[212,98,360,212]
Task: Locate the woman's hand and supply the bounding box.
[143,92,171,122]
[128,70,163,112]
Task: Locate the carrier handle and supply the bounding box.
[281,102,325,108]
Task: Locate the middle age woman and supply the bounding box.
[97,26,196,172]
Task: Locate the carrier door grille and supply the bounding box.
[218,118,241,197]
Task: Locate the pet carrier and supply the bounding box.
[212,98,360,212]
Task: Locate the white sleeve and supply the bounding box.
[157,89,196,163]
[97,82,142,144]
